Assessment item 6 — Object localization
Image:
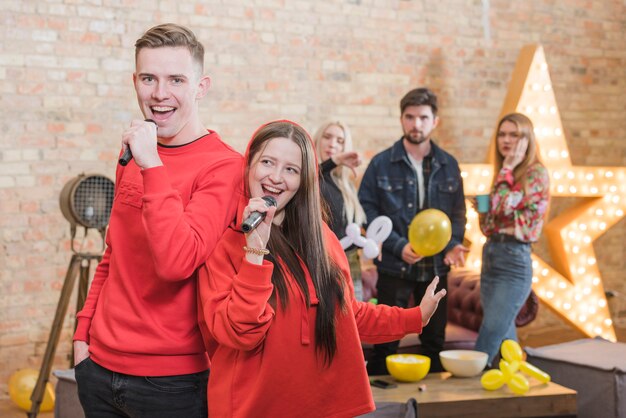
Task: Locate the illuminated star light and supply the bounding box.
[461,45,622,341]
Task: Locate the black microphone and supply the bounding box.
[241,196,277,232]
[119,119,158,166]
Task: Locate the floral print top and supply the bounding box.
[480,163,550,243]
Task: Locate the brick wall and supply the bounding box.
[1,0,625,399]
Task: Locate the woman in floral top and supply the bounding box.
[474,112,550,365]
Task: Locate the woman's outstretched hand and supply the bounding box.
[418,276,447,327]
[331,151,362,177]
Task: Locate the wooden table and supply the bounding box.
[370,373,577,417]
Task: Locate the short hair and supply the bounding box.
[135,23,204,73]
[400,87,438,117]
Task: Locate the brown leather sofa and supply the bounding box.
[361,267,539,357]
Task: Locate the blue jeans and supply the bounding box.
[475,239,532,365]
[74,357,208,418]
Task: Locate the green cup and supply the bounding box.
[476,194,490,213]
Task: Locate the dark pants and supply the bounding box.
[367,272,448,375]
[74,357,208,418]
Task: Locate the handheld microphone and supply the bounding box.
[119,119,158,166]
[241,196,277,232]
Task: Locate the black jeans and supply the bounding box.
[366,272,448,375]
[74,357,208,418]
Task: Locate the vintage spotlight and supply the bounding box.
[29,173,115,417]
[59,173,115,252]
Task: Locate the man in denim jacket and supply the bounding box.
[359,88,468,374]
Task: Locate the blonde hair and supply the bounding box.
[491,113,545,194]
[313,121,366,226]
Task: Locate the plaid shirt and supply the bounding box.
[411,149,435,282]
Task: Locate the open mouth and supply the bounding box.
[261,185,283,199]
[150,105,176,121]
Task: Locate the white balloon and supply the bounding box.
[342,219,391,257]
[353,235,368,248]
[362,239,380,259]
[339,236,353,250]
[345,223,362,240]
[366,216,393,242]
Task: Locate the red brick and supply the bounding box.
[47,123,65,133]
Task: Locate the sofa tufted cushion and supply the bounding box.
[362,267,539,331]
[447,269,483,332]
[515,287,540,327]
[361,267,539,361]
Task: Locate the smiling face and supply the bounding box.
[401,105,439,146]
[133,46,210,145]
[319,124,345,162]
[248,136,303,224]
[497,120,523,158]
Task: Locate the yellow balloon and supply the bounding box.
[507,373,530,395]
[501,339,523,363]
[408,209,452,257]
[480,369,505,391]
[8,369,55,412]
[499,359,519,381]
[520,361,551,384]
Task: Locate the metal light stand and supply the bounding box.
[27,226,105,418]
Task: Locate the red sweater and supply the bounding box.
[74,131,243,376]
[198,223,423,418]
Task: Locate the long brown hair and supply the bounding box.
[245,121,346,365]
[491,113,545,193]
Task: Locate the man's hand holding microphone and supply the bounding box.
[119,119,161,169]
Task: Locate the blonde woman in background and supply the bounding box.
[314,120,367,300]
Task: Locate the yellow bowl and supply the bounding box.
[439,350,488,377]
[386,354,431,382]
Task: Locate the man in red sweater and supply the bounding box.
[72,24,243,418]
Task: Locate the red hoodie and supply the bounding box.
[198,213,423,418]
[197,121,424,417]
[74,131,243,376]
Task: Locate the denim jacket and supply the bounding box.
[358,138,466,279]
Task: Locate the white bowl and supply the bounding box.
[439,350,488,377]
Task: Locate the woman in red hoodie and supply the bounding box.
[197,120,446,418]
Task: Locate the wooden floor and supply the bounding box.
[1,325,624,417]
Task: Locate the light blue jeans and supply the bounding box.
[475,239,532,365]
